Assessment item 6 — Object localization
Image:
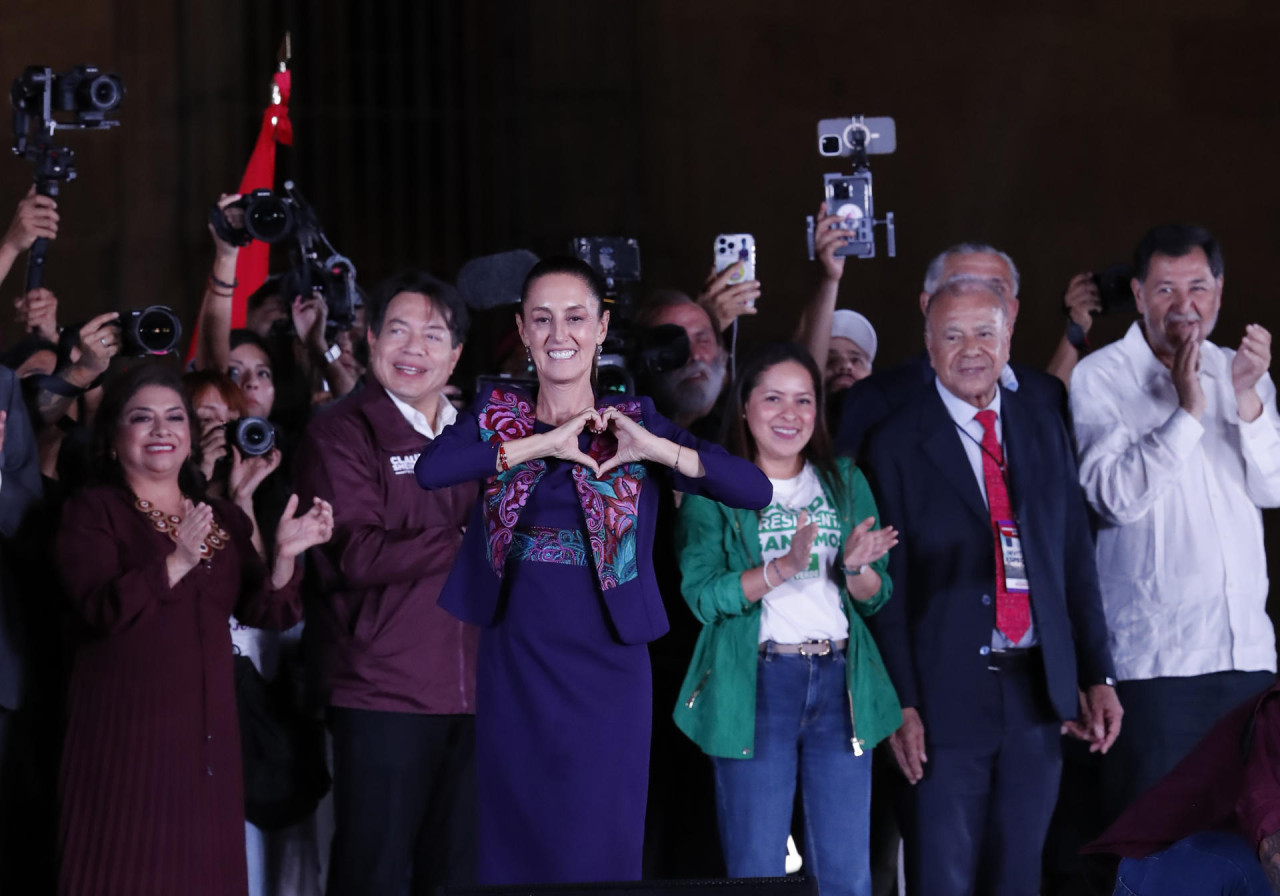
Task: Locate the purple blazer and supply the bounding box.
[416,392,771,645]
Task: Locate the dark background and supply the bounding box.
[5,0,1280,371]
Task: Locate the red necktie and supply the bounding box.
[974,409,1031,643]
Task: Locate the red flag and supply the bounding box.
[231,69,293,328]
[187,68,293,360]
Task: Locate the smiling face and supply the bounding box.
[367,291,463,418]
[228,342,275,418]
[925,284,1012,409]
[115,384,193,486]
[744,359,817,477]
[516,272,609,389]
[1134,247,1223,365]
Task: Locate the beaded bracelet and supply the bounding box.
[497,444,510,472]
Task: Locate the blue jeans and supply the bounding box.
[712,646,872,896]
[1114,832,1271,895]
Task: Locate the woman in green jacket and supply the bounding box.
[674,343,900,896]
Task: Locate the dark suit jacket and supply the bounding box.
[836,354,1069,460]
[0,365,43,710]
[862,381,1112,743]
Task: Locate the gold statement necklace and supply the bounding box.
[133,496,231,561]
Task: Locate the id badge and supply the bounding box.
[997,521,1029,592]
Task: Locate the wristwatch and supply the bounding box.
[322,343,342,364]
[841,563,869,577]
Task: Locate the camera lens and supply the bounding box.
[127,306,182,355]
[86,75,122,111]
[244,195,295,243]
[231,417,275,457]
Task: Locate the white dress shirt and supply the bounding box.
[1070,322,1280,680]
[935,379,1038,649]
[387,390,458,440]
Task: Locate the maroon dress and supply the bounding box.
[54,485,302,896]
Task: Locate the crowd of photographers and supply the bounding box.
[0,174,1277,896]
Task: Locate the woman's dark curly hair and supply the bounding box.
[89,362,206,499]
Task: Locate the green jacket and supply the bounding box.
[672,458,902,758]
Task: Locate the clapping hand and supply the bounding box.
[775,511,819,580]
[841,516,898,572]
[1171,323,1206,419]
[272,494,335,588]
[1233,324,1271,423]
[172,500,215,573]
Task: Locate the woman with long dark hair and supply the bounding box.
[673,343,900,896]
[54,363,333,895]
[416,257,771,884]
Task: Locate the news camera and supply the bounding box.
[10,64,125,289]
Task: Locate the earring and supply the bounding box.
[596,344,603,357]
[525,345,532,363]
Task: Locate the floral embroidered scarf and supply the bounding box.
[478,387,646,590]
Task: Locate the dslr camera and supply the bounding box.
[11,64,124,290]
[807,116,897,260]
[119,305,182,356]
[209,182,360,332]
[227,416,276,457]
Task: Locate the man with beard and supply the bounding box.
[635,291,730,441]
[1071,224,1280,825]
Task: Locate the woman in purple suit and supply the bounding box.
[416,257,771,885]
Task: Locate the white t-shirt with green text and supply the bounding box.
[758,463,849,644]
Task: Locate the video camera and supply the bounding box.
[10,64,125,289]
[209,181,360,333]
[567,236,691,395]
[806,116,897,260]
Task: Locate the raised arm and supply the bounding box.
[193,193,242,372]
[795,201,854,366]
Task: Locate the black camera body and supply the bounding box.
[208,189,299,247]
[119,305,182,356]
[1092,263,1137,316]
[11,65,124,142]
[228,417,276,458]
[208,182,360,333]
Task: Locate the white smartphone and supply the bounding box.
[714,233,756,286]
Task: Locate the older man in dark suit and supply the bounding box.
[862,277,1121,896]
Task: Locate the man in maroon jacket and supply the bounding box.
[1085,682,1280,893]
[295,271,479,896]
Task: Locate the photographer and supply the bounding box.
[197,194,361,415]
[634,290,730,440]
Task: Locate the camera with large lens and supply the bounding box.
[119,305,182,356]
[228,417,276,457]
[208,189,298,247]
[11,64,124,125]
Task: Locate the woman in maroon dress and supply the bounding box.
[54,364,334,896]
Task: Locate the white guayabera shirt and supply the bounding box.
[1071,322,1280,681]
